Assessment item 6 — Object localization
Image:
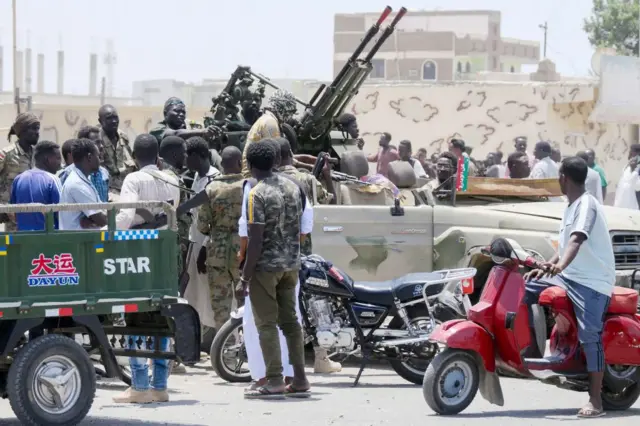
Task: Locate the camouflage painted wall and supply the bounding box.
[0,104,210,149]
[308,81,632,189]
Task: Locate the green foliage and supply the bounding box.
[583,0,640,55]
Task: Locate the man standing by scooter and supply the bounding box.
[524,156,615,418]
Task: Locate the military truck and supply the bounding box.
[0,202,200,426]
[309,166,640,304]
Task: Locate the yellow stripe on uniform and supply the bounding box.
[247,186,259,224]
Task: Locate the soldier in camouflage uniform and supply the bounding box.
[196,146,245,329]
[97,105,136,195]
[0,112,40,232]
[158,136,191,281]
[241,141,309,397]
[149,97,219,145]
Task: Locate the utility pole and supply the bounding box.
[12,0,18,115]
[539,21,548,58]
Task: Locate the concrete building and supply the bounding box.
[333,9,540,81]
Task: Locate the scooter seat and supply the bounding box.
[539,286,638,315]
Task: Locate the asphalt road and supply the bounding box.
[0,362,637,426]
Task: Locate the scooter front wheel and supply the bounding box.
[423,348,479,415]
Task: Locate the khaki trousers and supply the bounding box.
[249,270,304,380]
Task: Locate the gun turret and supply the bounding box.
[297,6,407,149]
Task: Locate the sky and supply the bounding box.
[0,0,595,97]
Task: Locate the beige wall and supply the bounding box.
[0,105,210,149]
[304,81,633,189]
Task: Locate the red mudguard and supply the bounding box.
[430,319,496,372]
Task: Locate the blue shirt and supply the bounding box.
[59,167,103,230]
[90,167,110,202]
[10,168,62,231]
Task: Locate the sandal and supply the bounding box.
[577,405,605,418]
[244,386,285,400]
[284,383,311,399]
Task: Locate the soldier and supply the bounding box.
[196,146,245,330]
[274,137,342,374]
[97,104,136,195]
[0,112,40,232]
[149,97,218,145]
[241,89,298,178]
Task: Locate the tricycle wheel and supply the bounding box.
[602,365,640,411]
[423,348,479,415]
[7,334,96,426]
[210,316,251,383]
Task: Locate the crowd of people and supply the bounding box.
[0,87,635,414]
[364,131,640,209]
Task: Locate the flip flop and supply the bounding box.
[244,386,285,400]
[284,384,311,399]
[577,406,606,418]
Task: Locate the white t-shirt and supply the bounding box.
[188,166,220,244]
[409,159,428,179]
[559,192,615,296]
[614,166,640,210]
[585,167,603,204]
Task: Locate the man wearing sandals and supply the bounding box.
[523,156,615,418]
[240,141,310,398]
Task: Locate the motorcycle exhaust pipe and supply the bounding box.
[376,335,432,347]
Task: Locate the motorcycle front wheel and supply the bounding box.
[387,306,440,385]
[210,317,251,383]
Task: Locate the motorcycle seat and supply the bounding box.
[539,286,638,315]
[353,272,446,306]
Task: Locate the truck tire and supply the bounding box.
[8,334,96,426]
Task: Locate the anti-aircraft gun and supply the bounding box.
[205,5,406,171]
[296,6,406,163]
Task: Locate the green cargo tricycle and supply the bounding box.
[0,201,200,426]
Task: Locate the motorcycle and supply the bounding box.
[211,254,476,385]
[423,237,640,415]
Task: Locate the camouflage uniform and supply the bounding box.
[149,120,201,145]
[0,143,34,232]
[246,174,305,379]
[196,173,244,328]
[277,165,332,256]
[161,161,192,277]
[98,127,135,193]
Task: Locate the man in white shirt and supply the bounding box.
[59,139,108,230]
[184,136,220,346]
[575,151,603,204]
[398,140,427,179]
[529,141,564,202]
[524,156,615,418]
[238,178,313,395]
[614,144,640,210]
[112,134,179,405]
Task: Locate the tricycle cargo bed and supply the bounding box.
[0,201,179,320]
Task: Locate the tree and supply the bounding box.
[583,0,640,56]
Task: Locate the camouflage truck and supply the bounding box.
[310,171,640,305]
[0,202,200,426]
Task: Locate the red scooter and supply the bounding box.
[423,237,640,415]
